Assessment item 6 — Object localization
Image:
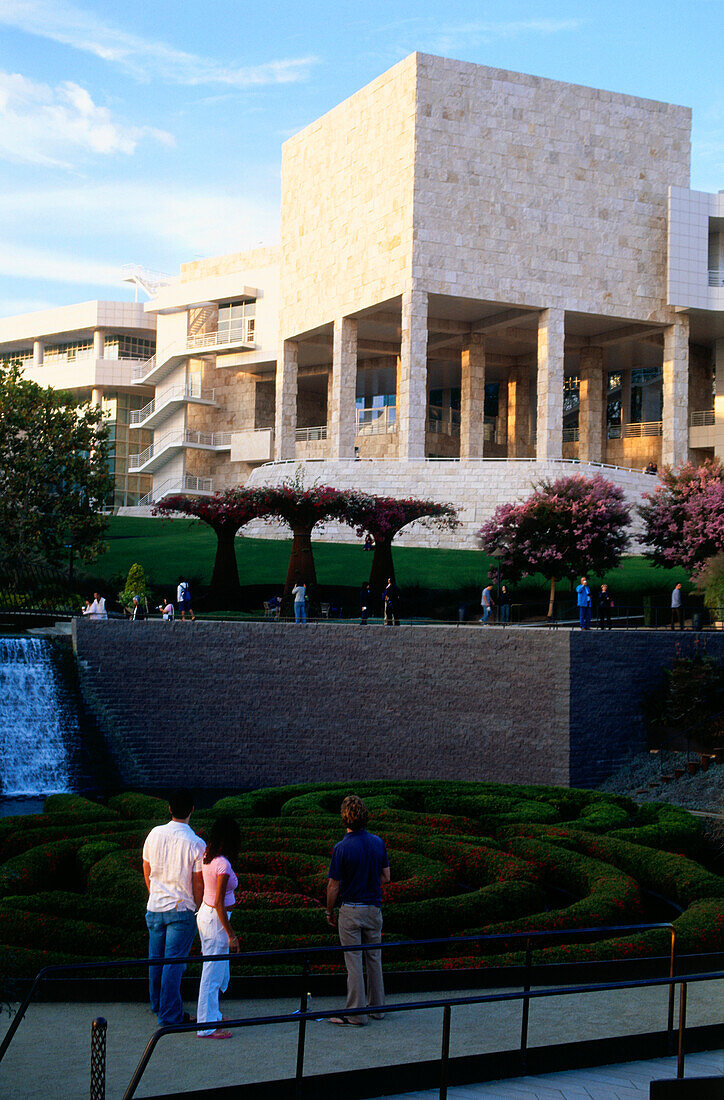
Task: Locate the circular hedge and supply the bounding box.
[0,782,722,979]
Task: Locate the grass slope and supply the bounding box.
[83,517,688,599]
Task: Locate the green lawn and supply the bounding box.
[81,516,689,600]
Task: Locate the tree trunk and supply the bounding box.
[369,538,395,601]
[209,529,242,605]
[547,576,557,619]
[285,525,317,594]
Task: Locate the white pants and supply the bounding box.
[196,904,231,1036]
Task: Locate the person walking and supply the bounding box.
[326,795,390,1026]
[292,577,307,623]
[142,789,205,1027]
[360,583,370,625]
[177,579,195,621]
[383,578,400,626]
[671,582,684,630]
[196,816,240,1040]
[576,576,592,630]
[480,584,494,625]
[498,585,512,625]
[82,591,108,620]
[598,584,613,630]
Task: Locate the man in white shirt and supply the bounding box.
[83,591,108,620]
[142,789,205,1025]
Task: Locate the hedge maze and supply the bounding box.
[1,782,723,979]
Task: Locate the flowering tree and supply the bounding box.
[257,483,357,592]
[639,459,724,573]
[478,474,631,618]
[350,495,459,596]
[153,488,271,603]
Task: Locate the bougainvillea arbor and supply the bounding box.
[154,488,272,603]
[479,474,631,617]
[256,483,357,593]
[0,782,721,980]
[350,495,459,596]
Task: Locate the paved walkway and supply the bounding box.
[370,1051,724,1099]
[1,983,722,1099]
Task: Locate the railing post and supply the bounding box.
[295,958,309,1100]
[520,937,532,1068]
[90,1017,107,1100]
[439,1004,451,1100]
[677,981,687,1079]
[667,928,677,1052]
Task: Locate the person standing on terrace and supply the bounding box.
[326,795,390,1026]
[142,789,205,1026]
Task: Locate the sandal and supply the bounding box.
[328,1015,365,1026]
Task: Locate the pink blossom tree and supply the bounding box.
[639,459,724,573]
[350,495,459,597]
[257,483,357,592]
[478,474,631,618]
[153,488,271,603]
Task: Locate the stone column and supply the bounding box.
[93,329,105,359]
[398,289,427,459]
[620,369,631,435]
[662,315,690,469]
[497,380,508,447]
[329,317,357,457]
[536,308,565,461]
[91,388,104,408]
[275,340,298,460]
[578,346,604,463]
[460,334,486,458]
[715,340,724,461]
[33,339,43,367]
[507,365,530,457]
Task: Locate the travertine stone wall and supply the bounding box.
[460,335,486,458]
[245,458,654,548]
[329,318,357,457]
[579,347,604,463]
[413,54,690,322]
[398,289,428,458]
[280,55,417,338]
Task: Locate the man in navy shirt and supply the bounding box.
[326,795,390,1025]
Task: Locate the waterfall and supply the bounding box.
[0,635,75,796]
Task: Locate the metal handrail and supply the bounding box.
[129,384,215,426]
[708,270,724,288]
[690,409,715,427]
[295,425,327,442]
[0,922,675,1072]
[256,456,650,474]
[137,474,214,507]
[123,968,721,1100]
[622,420,663,438]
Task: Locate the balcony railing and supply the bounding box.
[562,427,580,443]
[138,474,214,507]
[130,384,215,426]
[129,429,231,469]
[427,405,461,436]
[355,406,397,435]
[187,319,255,351]
[295,425,327,442]
[709,270,724,287]
[690,409,715,427]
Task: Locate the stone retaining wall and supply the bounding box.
[73,621,724,792]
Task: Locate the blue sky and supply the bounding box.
[0,0,721,317]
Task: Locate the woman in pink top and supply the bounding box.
[196,816,240,1038]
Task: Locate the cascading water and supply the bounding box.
[0,635,76,796]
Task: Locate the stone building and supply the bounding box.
[0,299,157,508]
[5,54,724,543]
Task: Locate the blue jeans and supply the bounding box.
[481,606,491,624]
[294,601,307,623]
[500,604,510,624]
[579,606,591,630]
[146,908,198,1025]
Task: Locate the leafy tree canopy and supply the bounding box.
[0,363,112,575]
[478,474,631,614]
[639,459,724,574]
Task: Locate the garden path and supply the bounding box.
[1,982,722,1099]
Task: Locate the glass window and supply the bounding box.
[1,348,33,366]
[44,339,93,363]
[104,335,156,360]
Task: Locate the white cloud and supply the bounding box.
[0,0,317,86]
[430,18,583,55]
[0,71,173,167]
[0,181,281,258]
[0,240,121,286]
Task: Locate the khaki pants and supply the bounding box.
[337,904,384,1022]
